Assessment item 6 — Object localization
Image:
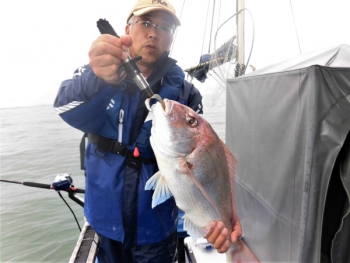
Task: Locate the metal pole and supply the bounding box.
[236,0,245,77]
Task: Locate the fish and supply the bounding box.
[145,99,260,263]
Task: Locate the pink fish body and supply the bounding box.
[145,99,260,263]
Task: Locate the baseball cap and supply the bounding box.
[127,0,181,26]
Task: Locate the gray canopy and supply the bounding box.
[226,44,350,263]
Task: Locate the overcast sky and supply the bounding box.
[0,0,349,108]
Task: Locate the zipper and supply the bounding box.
[118,109,124,143]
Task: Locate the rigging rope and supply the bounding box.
[289,0,302,54]
[200,0,212,60]
[214,8,255,75]
[208,0,216,54]
[169,0,186,56]
[185,8,255,82]
[216,0,221,32]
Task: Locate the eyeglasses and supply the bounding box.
[129,20,175,37]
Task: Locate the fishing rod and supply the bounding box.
[0,179,85,193]
[0,176,85,205]
[0,173,85,231]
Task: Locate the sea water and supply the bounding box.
[0,92,226,263]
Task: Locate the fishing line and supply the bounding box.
[57,191,82,232]
[289,0,302,54]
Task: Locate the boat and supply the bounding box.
[69,222,99,263]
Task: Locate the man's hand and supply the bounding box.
[89,34,132,85]
[204,219,242,253]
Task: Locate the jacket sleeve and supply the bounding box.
[181,80,204,114]
[53,65,124,133]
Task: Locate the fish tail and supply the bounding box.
[226,240,260,263]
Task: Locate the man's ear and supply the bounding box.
[167,36,174,52]
[125,24,130,35]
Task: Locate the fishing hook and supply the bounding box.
[145,94,165,112]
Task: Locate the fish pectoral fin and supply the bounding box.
[177,157,194,175]
[145,171,162,191]
[149,174,173,208]
[183,215,206,238]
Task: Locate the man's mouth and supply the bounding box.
[145,44,157,51]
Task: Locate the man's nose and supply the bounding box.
[148,26,159,39]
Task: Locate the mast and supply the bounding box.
[235,0,245,77]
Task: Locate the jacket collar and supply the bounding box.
[146,51,178,88]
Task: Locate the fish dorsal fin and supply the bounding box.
[183,214,206,238]
[223,143,237,181]
[223,143,238,219]
[145,171,173,208]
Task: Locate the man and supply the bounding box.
[54,0,238,262]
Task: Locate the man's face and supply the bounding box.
[125,11,175,68]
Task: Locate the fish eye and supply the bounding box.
[186,116,198,127]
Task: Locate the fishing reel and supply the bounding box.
[52,173,73,191]
[51,173,84,208]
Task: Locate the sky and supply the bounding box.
[0,0,349,109]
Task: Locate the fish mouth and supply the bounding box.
[163,99,173,117]
[147,98,172,116]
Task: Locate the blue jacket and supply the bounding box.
[54,54,203,245]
